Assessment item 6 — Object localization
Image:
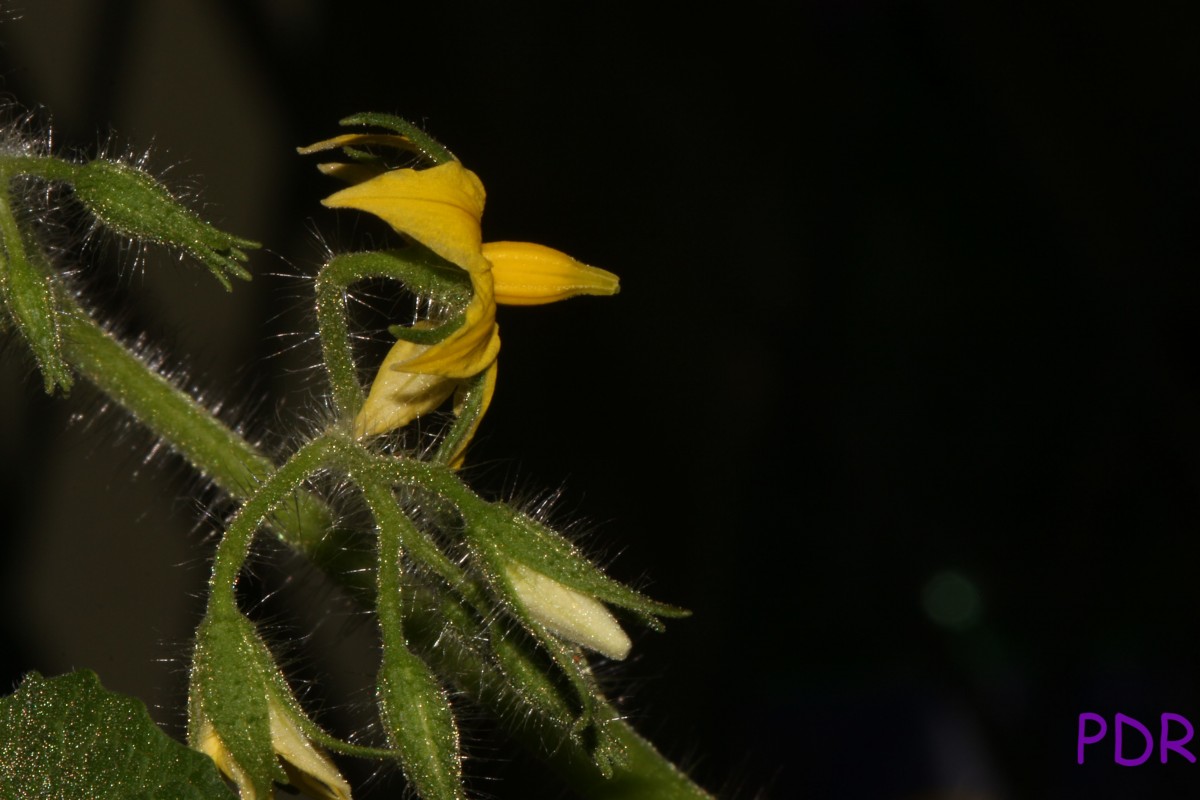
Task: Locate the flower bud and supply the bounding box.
[188,608,351,799]
[505,561,632,661]
[71,159,256,289]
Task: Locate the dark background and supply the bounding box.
[3,2,1200,798]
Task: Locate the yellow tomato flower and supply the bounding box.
[305,131,619,464]
[195,697,352,800]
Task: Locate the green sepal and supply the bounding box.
[503,612,625,778]
[409,538,587,737]
[432,369,490,466]
[0,670,235,799]
[589,699,635,779]
[377,641,466,800]
[387,313,464,345]
[487,621,578,727]
[188,607,283,798]
[401,579,627,780]
[435,581,580,730]
[463,498,686,768]
[0,228,72,394]
[70,159,257,290]
[469,502,690,627]
[338,112,456,166]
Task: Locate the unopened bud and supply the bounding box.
[505,562,631,660]
[71,159,256,289]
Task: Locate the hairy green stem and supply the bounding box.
[56,292,336,556]
[355,477,410,640]
[0,155,77,182]
[402,583,713,800]
[71,309,710,797]
[313,262,365,420]
[0,191,713,799]
[207,436,335,601]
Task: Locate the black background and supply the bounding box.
[3,2,1200,798]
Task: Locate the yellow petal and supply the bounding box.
[195,719,258,799]
[296,132,414,156]
[354,270,500,436]
[505,562,632,660]
[482,241,620,305]
[397,273,500,378]
[354,338,458,438]
[268,700,352,800]
[321,161,490,275]
[395,312,498,379]
[315,162,387,184]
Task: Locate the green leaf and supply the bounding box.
[0,670,235,800]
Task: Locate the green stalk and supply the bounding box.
[55,292,334,555]
[402,581,713,800]
[55,307,712,796]
[0,189,712,799]
[313,261,365,420]
[206,436,335,602]
[356,475,467,800]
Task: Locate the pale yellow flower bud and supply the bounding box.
[194,698,351,800]
[505,562,632,660]
[267,700,352,800]
[195,719,255,798]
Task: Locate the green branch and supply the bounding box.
[0,145,714,800]
[57,292,336,558]
[54,308,712,797]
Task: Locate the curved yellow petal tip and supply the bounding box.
[297,132,413,156]
[322,161,490,275]
[482,241,619,305]
[316,162,386,184]
[395,281,501,379]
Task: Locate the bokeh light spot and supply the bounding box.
[922,570,982,631]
